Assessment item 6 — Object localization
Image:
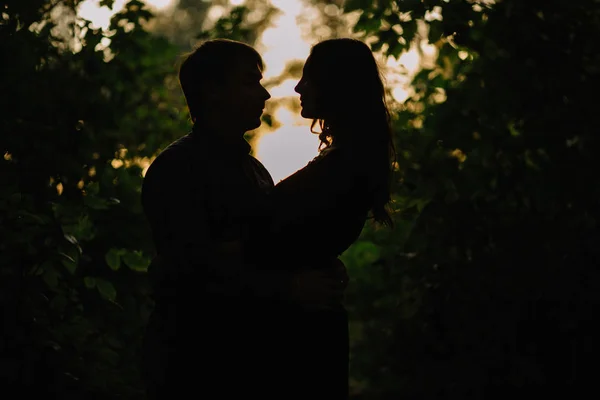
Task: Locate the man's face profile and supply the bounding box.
[217,61,271,133]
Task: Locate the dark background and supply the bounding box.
[1,0,599,398]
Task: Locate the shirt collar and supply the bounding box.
[190,123,252,158]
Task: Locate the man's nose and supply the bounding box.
[294,82,301,94]
[262,86,271,100]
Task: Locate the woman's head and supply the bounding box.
[295,38,387,133]
[295,38,395,226]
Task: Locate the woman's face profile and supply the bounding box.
[294,56,322,119]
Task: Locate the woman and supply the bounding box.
[254,38,395,399]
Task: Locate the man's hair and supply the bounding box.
[178,39,264,121]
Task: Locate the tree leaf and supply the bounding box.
[96,278,117,301]
[122,250,150,272]
[59,252,77,275]
[344,0,367,13]
[105,248,121,271]
[99,0,116,9]
[84,276,96,289]
[401,19,418,43]
[64,234,78,246]
[84,195,109,210]
[428,20,445,43]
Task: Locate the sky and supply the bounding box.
[252,0,319,182]
[78,0,423,182]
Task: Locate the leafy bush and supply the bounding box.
[1,0,186,396]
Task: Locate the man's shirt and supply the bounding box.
[141,127,274,303]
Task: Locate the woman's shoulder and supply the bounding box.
[304,146,368,190]
[275,145,370,192]
[308,145,369,177]
[308,145,349,165]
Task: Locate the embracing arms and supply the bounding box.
[141,152,346,305]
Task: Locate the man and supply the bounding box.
[141,39,347,399]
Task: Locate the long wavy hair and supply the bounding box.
[306,38,395,227]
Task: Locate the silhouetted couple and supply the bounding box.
[141,38,394,399]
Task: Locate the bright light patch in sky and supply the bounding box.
[255,0,319,182]
[267,79,299,98]
[255,108,320,183]
[79,0,174,29]
[259,0,311,79]
[148,0,172,9]
[207,6,226,22]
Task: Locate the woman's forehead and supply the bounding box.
[302,56,315,75]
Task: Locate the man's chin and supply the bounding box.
[300,108,315,119]
[245,118,262,131]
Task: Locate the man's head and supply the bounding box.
[179,39,271,135]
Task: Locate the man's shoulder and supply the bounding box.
[248,155,274,184]
[155,134,196,160]
[146,133,204,176]
[248,154,267,170]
